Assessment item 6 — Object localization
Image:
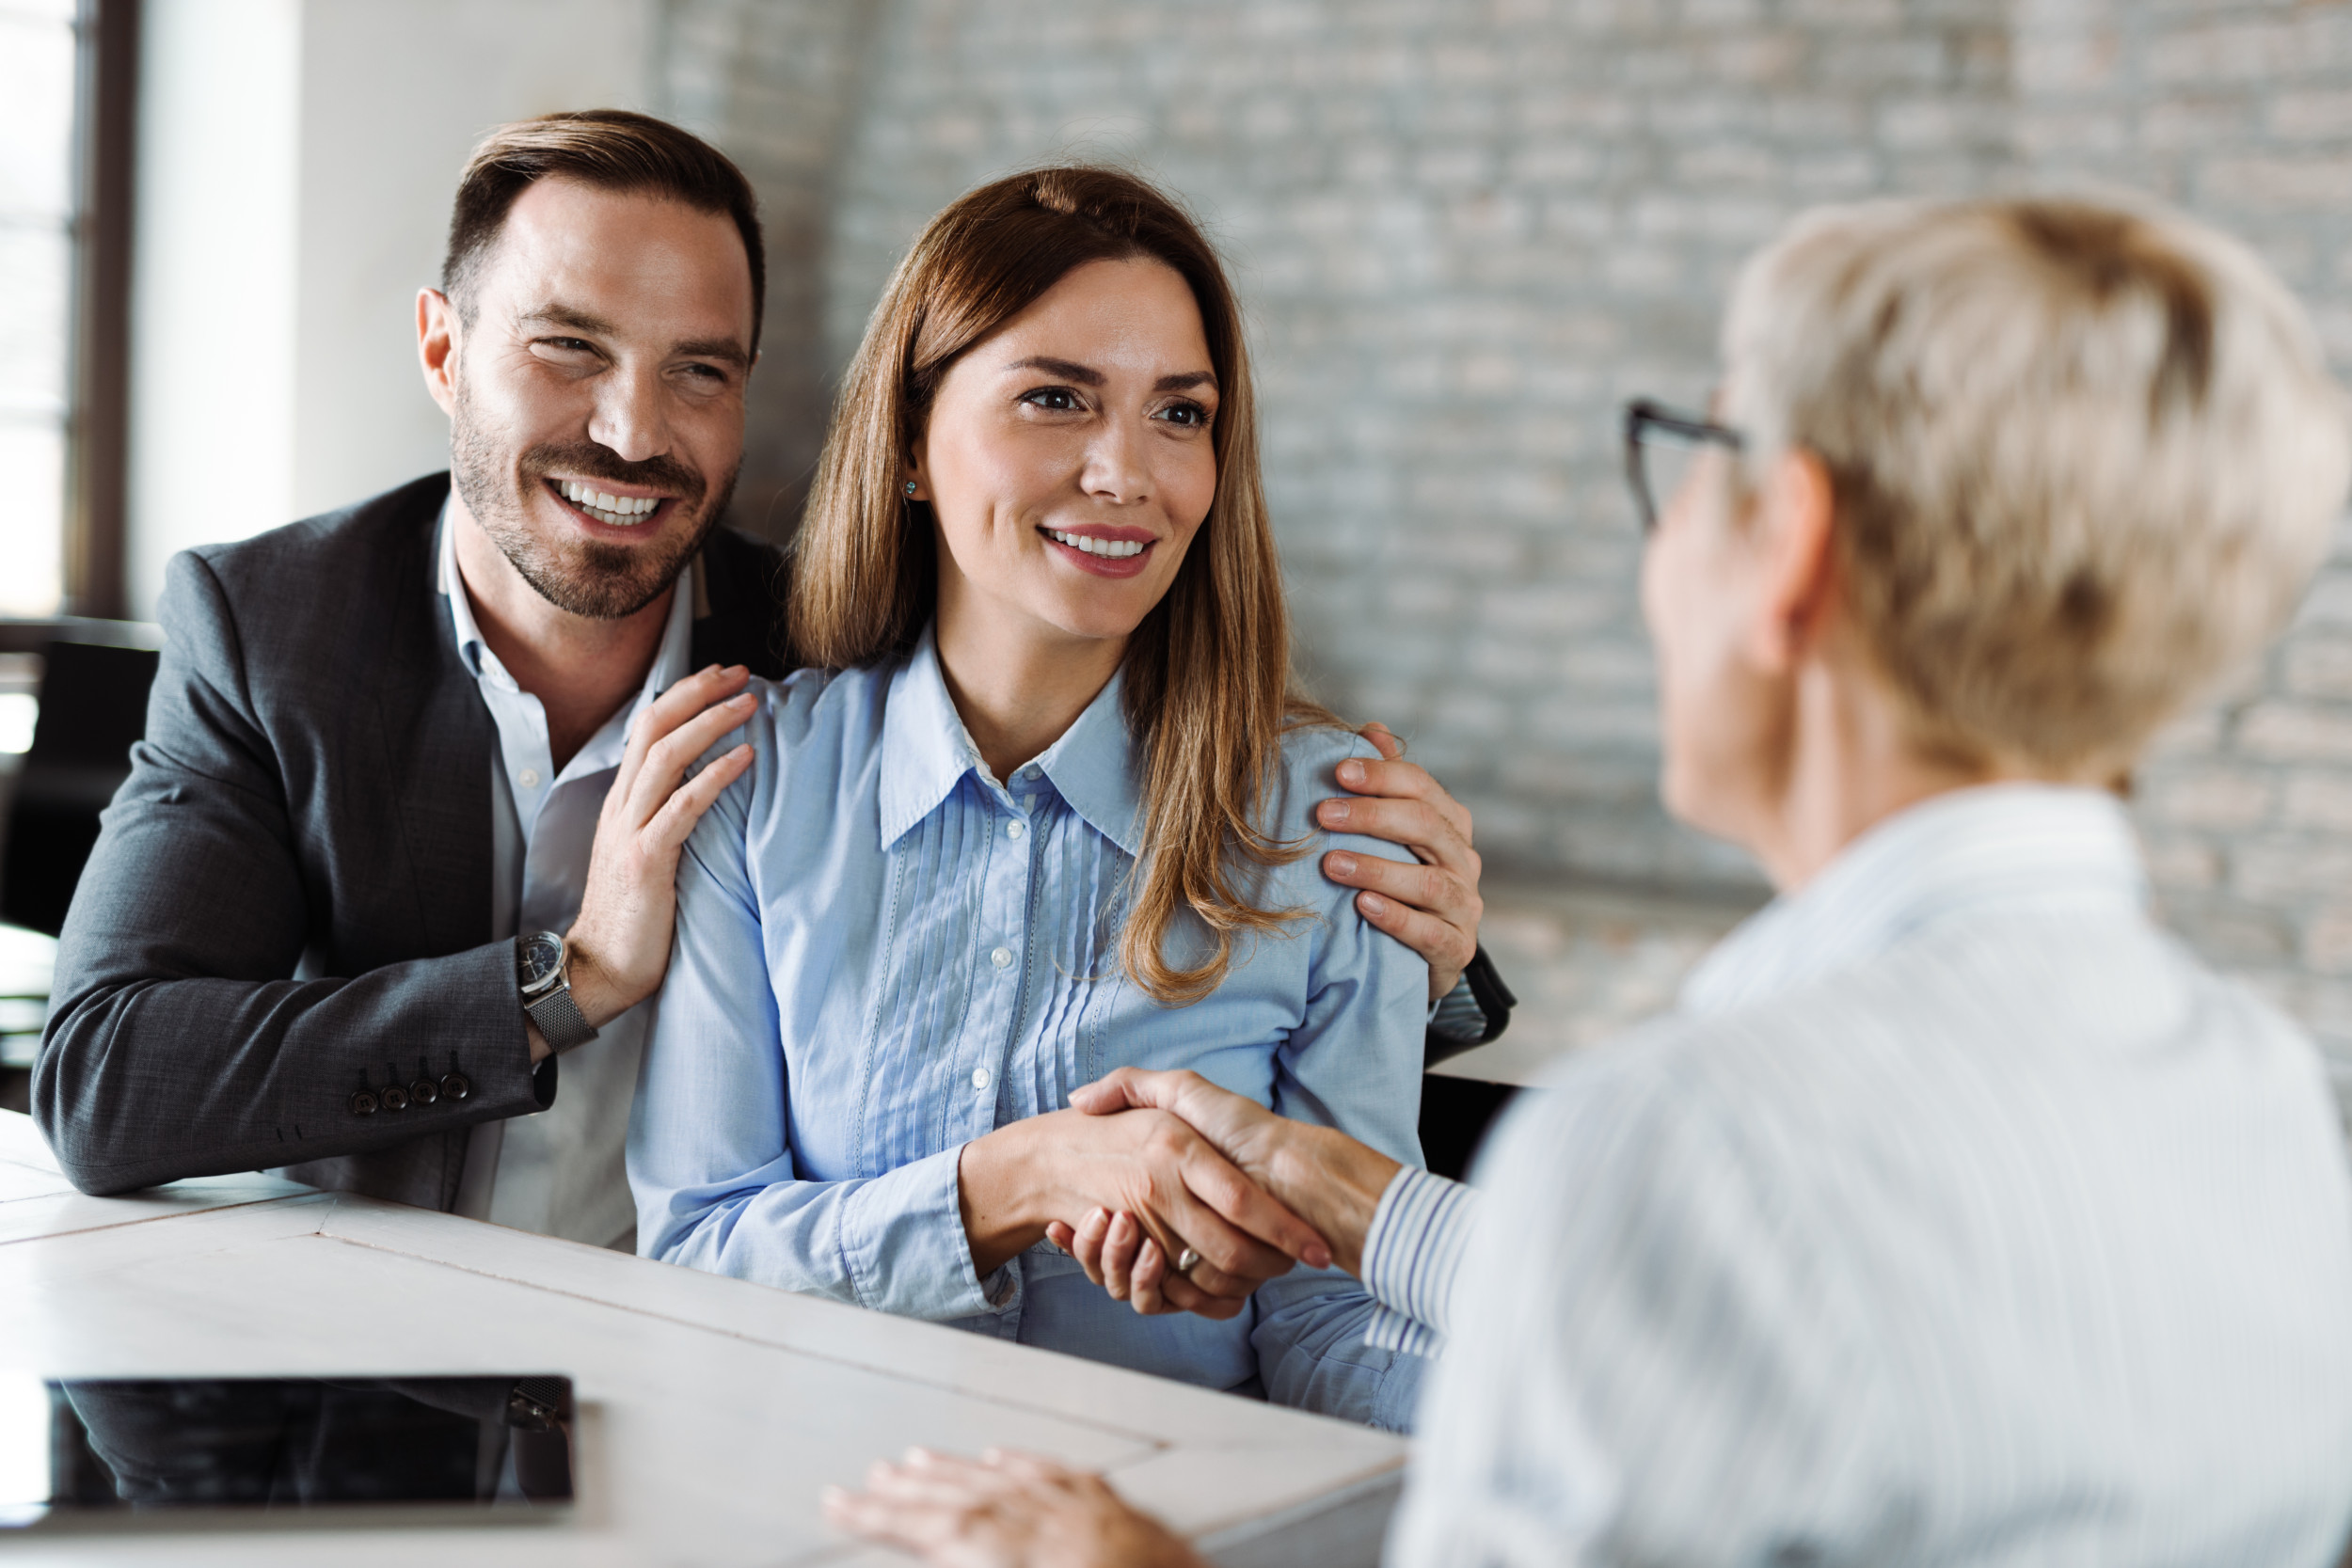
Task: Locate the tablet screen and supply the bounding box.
[0,1374,574,1530]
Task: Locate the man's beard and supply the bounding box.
[449,379,736,621]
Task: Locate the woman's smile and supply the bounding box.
[1039,523,1158,578]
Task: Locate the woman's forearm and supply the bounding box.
[956,1119,1053,1275]
[1264,1123,1400,1279]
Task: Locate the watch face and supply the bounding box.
[517,932,564,991]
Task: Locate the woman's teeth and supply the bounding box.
[1043,528,1146,559]
[558,479,662,526]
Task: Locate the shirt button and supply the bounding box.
[972,1067,992,1090]
[1019,766,1040,781]
[518,768,542,789]
[1005,819,1026,840]
[990,946,1012,969]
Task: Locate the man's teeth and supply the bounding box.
[558,479,662,525]
[1043,528,1146,559]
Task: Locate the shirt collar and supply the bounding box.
[437,500,495,679]
[1678,783,2149,1018]
[878,624,1143,857]
[436,498,698,710]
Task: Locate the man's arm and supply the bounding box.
[35,551,539,1194]
[34,551,750,1194]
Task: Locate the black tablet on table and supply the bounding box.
[0,1373,574,1532]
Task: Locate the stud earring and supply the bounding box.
[903,481,918,497]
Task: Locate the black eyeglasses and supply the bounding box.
[1624,398,1744,533]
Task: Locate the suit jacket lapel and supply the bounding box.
[372,490,496,959]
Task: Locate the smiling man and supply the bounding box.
[34,114,781,1241]
[33,113,1499,1249]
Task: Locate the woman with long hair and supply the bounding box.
[626,166,1426,1428]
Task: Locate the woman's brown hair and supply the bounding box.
[790,166,1331,1006]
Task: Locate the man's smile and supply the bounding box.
[546,476,677,531]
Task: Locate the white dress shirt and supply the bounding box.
[437,507,695,1250]
[1375,784,2352,1567]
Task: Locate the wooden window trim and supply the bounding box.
[60,0,139,622]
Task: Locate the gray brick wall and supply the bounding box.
[657,0,880,532]
[2011,0,2352,1080]
[666,0,2352,1077]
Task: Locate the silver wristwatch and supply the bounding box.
[516,931,598,1054]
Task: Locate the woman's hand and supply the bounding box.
[956,1107,1332,1318]
[554,665,756,1056]
[823,1448,1204,1568]
[1051,1069,1400,1295]
[1318,721,1485,1001]
[1048,1207,1198,1315]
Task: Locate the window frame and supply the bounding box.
[59,0,139,625]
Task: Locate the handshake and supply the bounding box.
[1040,1069,1406,1318]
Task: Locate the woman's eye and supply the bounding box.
[1021,388,1083,412]
[1156,402,1211,428]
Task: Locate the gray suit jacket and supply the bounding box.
[35,472,789,1205]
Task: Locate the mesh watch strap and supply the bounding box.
[525,986,598,1054]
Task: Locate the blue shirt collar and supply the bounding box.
[1679,783,2149,1018]
[879,625,1143,858]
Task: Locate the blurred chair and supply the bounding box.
[1418,1074,1516,1182]
[1,641,157,939]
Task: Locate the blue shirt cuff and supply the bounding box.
[837,1144,1009,1320]
[1360,1165,1480,1351]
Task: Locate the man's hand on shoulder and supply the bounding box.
[552,664,757,1056]
[1317,721,1483,1000]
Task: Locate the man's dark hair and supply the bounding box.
[442,109,766,349]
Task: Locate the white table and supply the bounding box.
[0,1112,1406,1565]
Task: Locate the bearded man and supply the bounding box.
[34,112,1498,1258]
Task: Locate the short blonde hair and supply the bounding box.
[1721,196,2352,773]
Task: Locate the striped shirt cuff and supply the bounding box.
[1359,1165,1481,1355]
[1429,973,1488,1045]
[1364,1305,1446,1357]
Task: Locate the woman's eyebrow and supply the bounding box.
[1001,356,1215,393]
[1004,355,1104,385]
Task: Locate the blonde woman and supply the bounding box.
[627,167,1426,1428]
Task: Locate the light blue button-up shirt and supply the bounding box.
[628,627,1428,1429]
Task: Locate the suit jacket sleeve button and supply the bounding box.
[440,1072,471,1101]
[348,1090,378,1116]
[379,1085,408,1112]
[409,1078,438,1106]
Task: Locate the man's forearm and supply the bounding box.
[37,944,538,1194]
